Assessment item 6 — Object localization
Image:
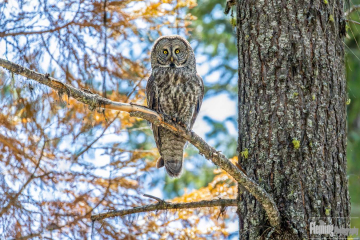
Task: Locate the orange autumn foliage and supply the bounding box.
[0,0,236,239]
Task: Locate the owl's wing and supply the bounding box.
[146,74,156,111]
[190,74,204,129]
[146,74,162,154]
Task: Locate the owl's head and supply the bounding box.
[150,35,196,71]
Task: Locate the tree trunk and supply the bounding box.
[236,0,350,239]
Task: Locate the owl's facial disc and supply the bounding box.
[151,36,195,70]
[154,38,189,68]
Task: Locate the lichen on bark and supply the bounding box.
[236,0,350,239]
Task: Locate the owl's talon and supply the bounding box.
[178,122,187,129]
[161,114,171,123]
[172,117,186,129]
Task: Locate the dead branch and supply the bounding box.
[91,199,237,221]
[346,19,360,26]
[0,141,46,217]
[0,21,75,38]
[0,57,280,227]
[143,194,165,203]
[345,5,360,17]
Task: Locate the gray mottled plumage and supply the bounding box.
[146,35,204,178]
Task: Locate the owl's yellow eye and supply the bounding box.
[163,50,168,55]
[175,49,180,54]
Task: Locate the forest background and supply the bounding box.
[0,0,359,239]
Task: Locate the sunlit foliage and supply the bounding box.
[0,0,236,239]
[3,0,359,238]
[91,167,237,239]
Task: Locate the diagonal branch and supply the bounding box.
[345,5,360,17]
[346,19,360,26]
[143,193,164,203]
[0,58,157,116]
[0,58,280,227]
[91,199,237,221]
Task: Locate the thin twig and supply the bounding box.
[0,58,281,227]
[0,20,75,38]
[73,112,120,161]
[345,4,360,17]
[0,58,159,117]
[91,199,237,221]
[0,141,46,217]
[143,194,164,203]
[126,77,146,101]
[346,19,360,25]
[0,26,66,38]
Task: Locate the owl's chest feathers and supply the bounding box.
[154,70,199,117]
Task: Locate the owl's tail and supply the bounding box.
[158,130,186,178]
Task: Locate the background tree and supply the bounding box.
[236,0,353,238]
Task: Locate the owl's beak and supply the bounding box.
[170,56,175,68]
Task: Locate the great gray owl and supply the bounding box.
[146,35,204,178]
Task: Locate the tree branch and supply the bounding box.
[143,194,165,203]
[0,21,74,38]
[0,141,46,217]
[0,58,158,117]
[0,58,280,227]
[91,199,237,221]
[345,5,360,17]
[346,19,360,26]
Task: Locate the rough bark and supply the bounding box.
[236,0,350,239]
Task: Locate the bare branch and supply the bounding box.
[0,141,46,217]
[0,58,159,117]
[91,199,237,221]
[143,194,165,203]
[345,5,360,17]
[129,113,280,227]
[346,19,360,26]
[73,112,120,161]
[0,21,74,38]
[0,58,280,227]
